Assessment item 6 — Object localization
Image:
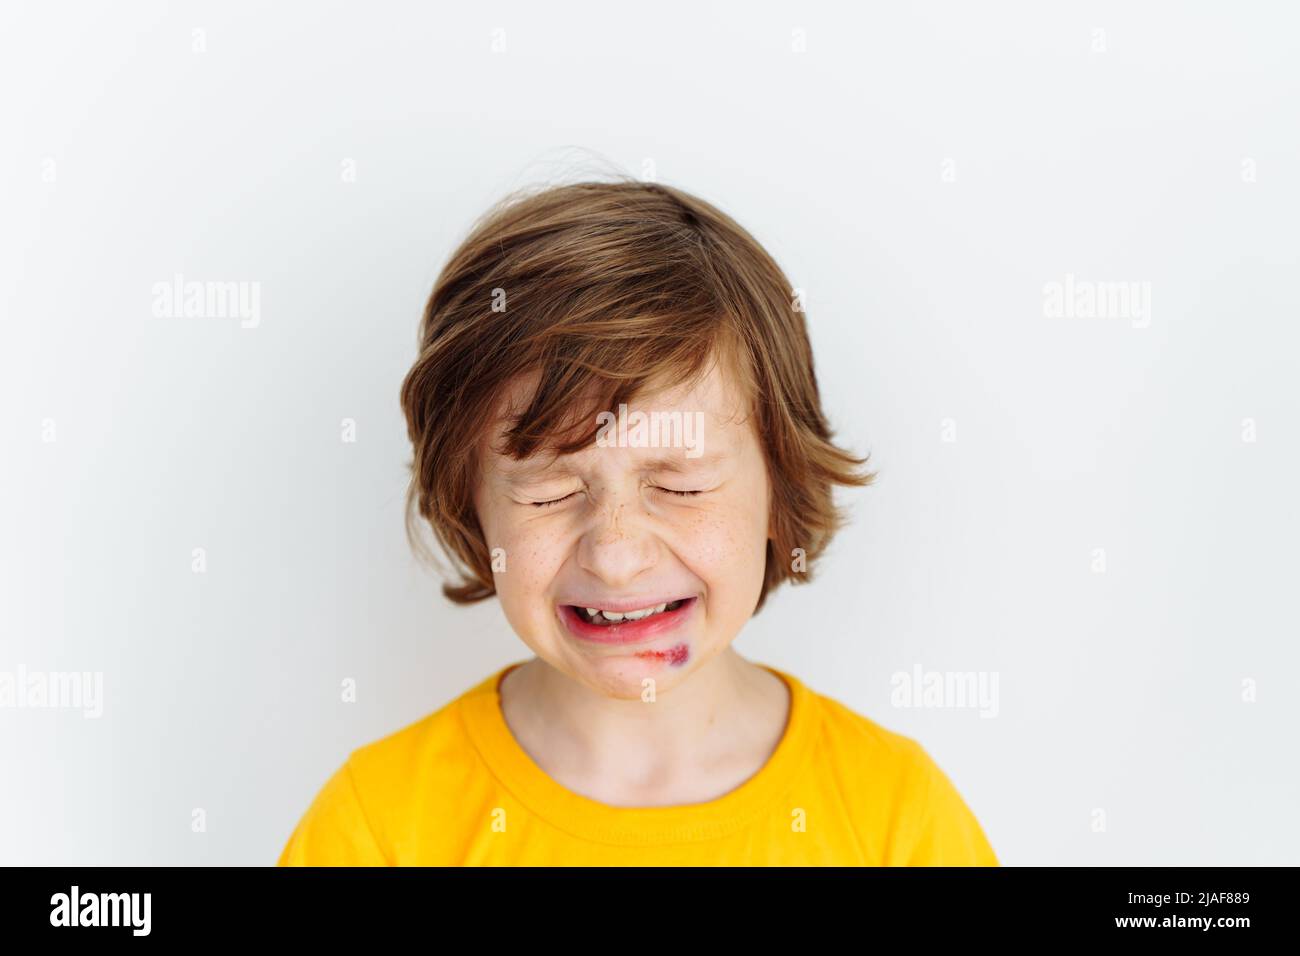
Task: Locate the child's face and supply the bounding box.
[474,359,771,698]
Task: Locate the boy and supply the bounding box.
[278,178,999,865]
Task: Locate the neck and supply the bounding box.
[500,648,788,805]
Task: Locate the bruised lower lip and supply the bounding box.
[558,597,696,645]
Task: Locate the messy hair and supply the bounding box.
[399,177,873,614]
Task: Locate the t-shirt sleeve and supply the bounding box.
[277,760,391,866]
[903,745,999,866]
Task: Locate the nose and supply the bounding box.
[575,495,660,589]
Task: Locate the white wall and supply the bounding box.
[1,0,1296,864]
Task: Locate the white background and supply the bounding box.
[1,1,1296,865]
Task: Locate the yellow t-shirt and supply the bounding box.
[277,661,999,866]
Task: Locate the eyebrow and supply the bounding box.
[496,449,727,482]
[639,450,728,474]
[495,457,578,482]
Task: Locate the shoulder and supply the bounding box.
[811,681,931,768]
[277,667,502,866]
[795,675,1000,866]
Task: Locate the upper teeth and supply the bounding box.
[583,603,668,623]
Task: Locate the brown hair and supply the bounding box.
[399,177,873,614]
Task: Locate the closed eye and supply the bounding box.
[531,492,579,508]
[531,488,702,506]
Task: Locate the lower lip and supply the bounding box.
[558,597,696,646]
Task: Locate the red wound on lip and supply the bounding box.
[635,643,690,666]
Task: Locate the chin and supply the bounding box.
[581,654,697,698]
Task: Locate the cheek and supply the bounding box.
[676,499,768,581]
[491,521,571,614]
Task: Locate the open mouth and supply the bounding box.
[559,597,696,643]
[569,599,688,626]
